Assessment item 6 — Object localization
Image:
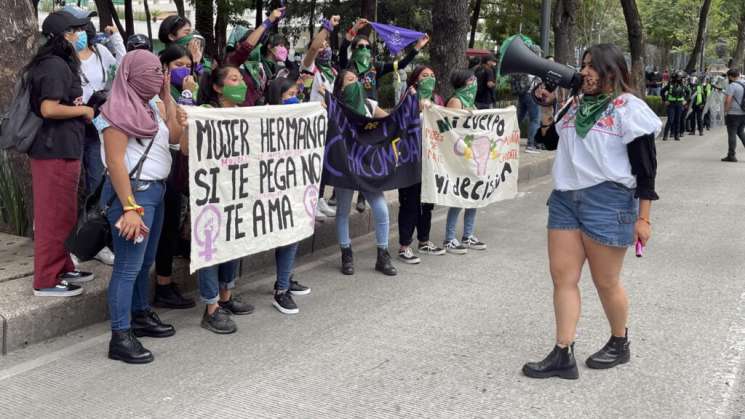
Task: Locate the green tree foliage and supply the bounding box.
[482,0,541,45]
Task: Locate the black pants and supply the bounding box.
[397,183,434,247]
[725,114,745,158]
[155,183,183,277]
[689,105,704,134]
[664,102,684,138]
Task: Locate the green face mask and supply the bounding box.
[351,47,372,74]
[343,81,368,116]
[418,77,436,100]
[454,82,477,109]
[175,34,194,46]
[222,82,248,104]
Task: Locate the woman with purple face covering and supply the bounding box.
[95,50,184,364]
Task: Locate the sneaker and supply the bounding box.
[355,196,367,213]
[417,241,446,256]
[59,270,95,284]
[328,194,337,206]
[71,254,81,268]
[218,296,255,315]
[525,146,540,154]
[273,291,299,315]
[462,236,487,250]
[33,280,83,297]
[398,247,421,264]
[201,307,237,334]
[722,155,738,162]
[317,198,336,217]
[153,283,196,309]
[94,247,115,266]
[443,239,468,255]
[315,210,327,222]
[289,278,311,296]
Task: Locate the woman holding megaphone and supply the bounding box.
[520,44,661,380]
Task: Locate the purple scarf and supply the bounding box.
[369,22,424,56]
[100,50,164,138]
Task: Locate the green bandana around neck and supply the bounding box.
[575,94,613,138]
[343,82,368,116]
[175,34,194,47]
[453,83,477,110]
[418,77,436,100]
[351,47,372,74]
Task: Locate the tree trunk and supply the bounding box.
[620,0,645,97]
[214,0,229,61]
[685,0,712,74]
[174,0,186,18]
[0,0,38,236]
[732,10,745,72]
[552,0,578,66]
[255,0,264,29]
[195,0,215,59]
[124,0,135,39]
[308,0,317,41]
[94,0,113,29]
[143,0,153,43]
[469,0,482,49]
[431,0,469,100]
[359,0,375,36]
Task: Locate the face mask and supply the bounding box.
[351,47,371,74]
[417,77,436,100]
[318,47,332,63]
[273,46,289,62]
[222,82,248,104]
[283,96,300,105]
[74,31,88,52]
[454,82,477,109]
[343,81,368,116]
[175,34,194,47]
[170,67,191,89]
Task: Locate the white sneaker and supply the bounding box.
[315,211,327,222]
[525,146,540,154]
[398,247,421,264]
[443,239,468,255]
[71,254,81,268]
[94,247,115,266]
[317,198,336,217]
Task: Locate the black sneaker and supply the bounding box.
[33,280,83,297]
[201,307,237,334]
[417,241,446,256]
[398,247,421,264]
[443,239,468,255]
[218,296,255,315]
[289,279,311,296]
[273,290,299,315]
[153,283,196,309]
[462,236,487,250]
[59,270,95,284]
[722,155,738,162]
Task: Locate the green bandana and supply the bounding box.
[351,48,372,74]
[227,25,249,49]
[319,64,336,86]
[175,34,194,47]
[453,83,477,110]
[575,94,613,138]
[343,82,368,116]
[418,77,436,100]
[223,82,248,104]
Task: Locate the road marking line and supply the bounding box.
[713,289,745,416]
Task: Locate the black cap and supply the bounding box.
[42,11,89,37]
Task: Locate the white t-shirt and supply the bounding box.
[80,44,119,103]
[302,62,336,103]
[95,98,172,181]
[552,93,662,191]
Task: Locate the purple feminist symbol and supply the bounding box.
[304,185,320,227]
[194,204,222,262]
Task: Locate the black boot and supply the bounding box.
[586,329,630,369]
[522,343,579,379]
[375,247,398,276]
[341,246,354,275]
[132,309,176,338]
[153,283,196,309]
[662,136,668,141]
[108,329,154,364]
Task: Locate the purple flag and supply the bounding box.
[369,22,424,56]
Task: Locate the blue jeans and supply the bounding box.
[445,207,477,242]
[517,92,540,147]
[197,260,239,304]
[83,136,106,197]
[335,188,389,248]
[103,179,165,331]
[275,243,299,290]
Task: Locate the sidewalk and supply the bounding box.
[0,143,555,355]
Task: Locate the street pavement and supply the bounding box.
[1,126,744,418]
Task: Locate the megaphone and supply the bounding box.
[498,35,582,92]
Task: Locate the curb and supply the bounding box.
[0,151,555,354]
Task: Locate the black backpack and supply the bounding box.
[0,75,42,154]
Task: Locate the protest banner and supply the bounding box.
[421,105,520,208]
[323,93,422,192]
[185,103,326,273]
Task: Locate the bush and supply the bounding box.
[644,95,666,117]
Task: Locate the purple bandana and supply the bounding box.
[369,22,424,56]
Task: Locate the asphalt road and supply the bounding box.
[0,126,744,418]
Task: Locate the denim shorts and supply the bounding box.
[547,181,638,248]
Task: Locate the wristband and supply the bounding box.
[638,217,651,226]
[123,196,145,217]
[348,29,357,38]
[321,18,334,33]
[262,19,274,30]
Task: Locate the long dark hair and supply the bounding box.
[159,44,193,69]
[582,44,633,94]
[198,65,238,107]
[407,65,435,87]
[333,68,355,99]
[450,69,475,90]
[158,15,191,44]
[24,34,80,76]
[265,77,296,105]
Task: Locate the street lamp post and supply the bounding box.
[540,0,551,55]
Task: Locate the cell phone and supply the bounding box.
[635,240,645,257]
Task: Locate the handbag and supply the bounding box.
[65,137,156,261]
